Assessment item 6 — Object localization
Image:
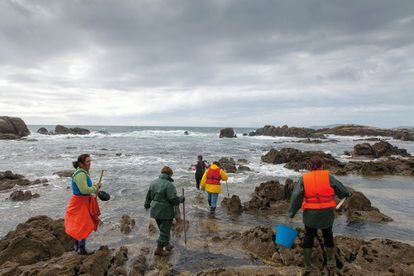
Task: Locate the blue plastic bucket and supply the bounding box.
[275,224,298,248]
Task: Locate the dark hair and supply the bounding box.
[213,161,220,166]
[310,156,323,170]
[197,155,203,160]
[73,154,90,169]
[161,166,173,176]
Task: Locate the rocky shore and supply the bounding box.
[261,147,414,176]
[249,124,414,141]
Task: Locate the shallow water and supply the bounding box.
[1,125,414,270]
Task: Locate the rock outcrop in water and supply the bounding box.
[344,157,414,176]
[243,179,293,213]
[343,189,393,224]
[9,190,40,201]
[0,171,47,191]
[53,170,75,178]
[120,214,136,234]
[249,124,414,141]
[221,195,243,214]
[316,124,414,141]
[261,147,414,176]
[353,140,410,158]
[55,125,90,135]
[218,157,237,173]
[249,124,323,138]
[0,116,30,140]
[261,148,345,173]
[219,128,236,138]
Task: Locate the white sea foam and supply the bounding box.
[249,162,301,177]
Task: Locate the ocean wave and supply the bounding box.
[249,163,301,177]
[29,130,216,140]
[242,135,302,141]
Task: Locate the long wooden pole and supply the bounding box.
[336,198,347,210]
[225,181,230,197]
[97,170,105,188]
[182,188,187,245]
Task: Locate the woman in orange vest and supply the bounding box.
[288,156,350,275]
[65,154,102,255]
[200,161,228,214]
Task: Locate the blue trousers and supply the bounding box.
[208,193,219,208]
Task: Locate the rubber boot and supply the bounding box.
[325,247,336,275]
[164,243,174,252]
[208,198,211,206]
[154,245,170,256]
[302,248,313,275]
[78,244,94,255]
[210,207,216,215]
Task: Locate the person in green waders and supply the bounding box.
[288,156,350,275]
[144,166,185,256]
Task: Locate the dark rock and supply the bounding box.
[353,141,410,158]
[120,214,135,234]
[37,127,51,135]
[238,165,251,171]
[353,143,375,156]
[54,125,90,135]
[0,116,30,139]
[0,216,75,267]
[218,157,237,173]
[98,130,110,135]
[219,128,237,138]
[261,148,345,173]
[342,190,393,224]
[0,171,31,191]
[129,252,148,276]
[249,124,323,139]
[0,133,20,140]
[9,190,40,201]
[53,170,74,178]
[148,222,157,235]
[221,195,243,214]
[345,157,414,176]
[184,131,189,135]
[371,141,410,157]
[244,180,290,213]
[70,127,90,135]
[315,124,414,142]
[54,125,71,134]
[31,178,48,185]
[237,158,249,165]
[242,133,248,136]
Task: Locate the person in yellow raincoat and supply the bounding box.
[200,161,228,214]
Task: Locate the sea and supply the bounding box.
[1,125,413,253]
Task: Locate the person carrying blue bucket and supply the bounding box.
[288,156,350,275]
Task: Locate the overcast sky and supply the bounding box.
[1,0,413,127]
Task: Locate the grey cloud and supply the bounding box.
[0,0,414,127]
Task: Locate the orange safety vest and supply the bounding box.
[206,168,221,185]
[302,170,336,210]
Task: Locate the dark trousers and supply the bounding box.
[195,177,202,189]
[155,219,173,247]
[303,225,334,248]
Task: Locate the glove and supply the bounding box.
[180,196,185,203]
